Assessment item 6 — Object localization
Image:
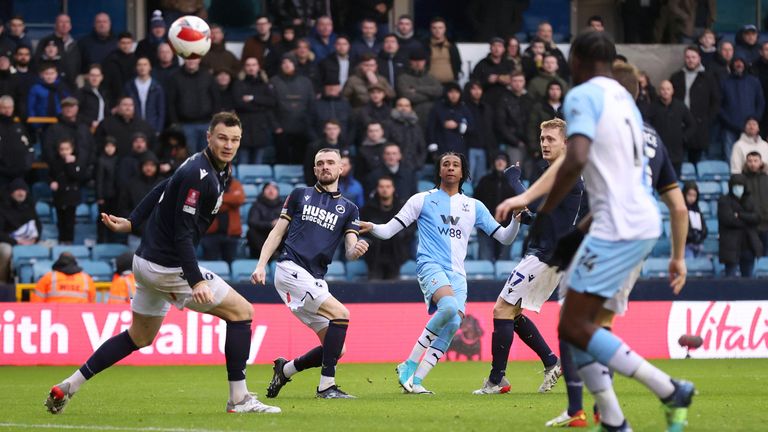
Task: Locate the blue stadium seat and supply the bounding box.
[240,203,251,222]
[12,244,50,267]
[40,223,58,241]
[75,203,92,223]
[417,180,434,193]
[680,162,697,181]
[709,199,718,217]
[686,257,714,277]
[74,223,98,245]
[345,260,368,281]
[237,164,273,184]
[231,259,258,282]
[243,184,260,201]
[642,258,669,277]
[276,182,295,198]
[696,160,729,181]
[91,243,130,261]
[510,240,524,259]
[32,181,52,203]
[697,181,722,200]
[418,165,435,181]
[52,245,90,260]
[701,238,719,255]
[465,260,495,280]
[325,262,346,281]
[36,202,53,223]
[698,200,710,217]
[80,260,114,281]
[705,219,718,237]
[30,260,55,281]
[199,260,231,280]
[495,260,519,280]
[399,260,418,280]
[273,164,304,184]
[651,237,671,257]
[755,257,768,278]
[462,182,474,197]
[466,240,478,259]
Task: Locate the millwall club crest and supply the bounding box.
[336,204,345,214]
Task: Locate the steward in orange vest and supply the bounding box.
[108,252,135,304]
[31,252,96,303]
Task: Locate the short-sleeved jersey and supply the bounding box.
[643,122,679,194]
[564,76,661,241]
[279,185,360,278]
[394,189,501,276]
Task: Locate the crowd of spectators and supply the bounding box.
[1,5,768,284]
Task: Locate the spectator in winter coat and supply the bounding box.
[293,39,321,92]
[474,153,516,260]
[0,178,41,282]
[719,174,763,277]
[202,178,245,263]
[464,81,496,184]
[351,19,383,62]
[272,55,315,164]
[682,181,708,258]
[319,35,352,88]
[342,54,395,108]
[0,97,31,186]
[119,151,162,248]
[78,12,117,73]
[426,82,474,158]
[247,181,282,258]
[523,22,570,81]
[361,176,413,279]
[339,155,365,208]
[396,48,443,132]
[115,133,151,190]
[0,55,23,115]
[165,58,219,152]
[313,78,352,140]
[496,71,534,167]
[94,96,156,158]
[95,138,119,243]
[136,10,173,67]
[102,32,137,106]
[43,97,96,172]
[364,142,417,199]
[648,80,696,176]
[527,53,568,103]
[154,127,189,176]
[124,57,165,132]
[394,14,424,60]
[213,69,237,112]
[751,42,768,133]
[350,83,391,146]
[27,63,70,119]
[710,41,734,83]
[151,43,179,92]
[304,120,348,185]
[386,97,426,170]
[471,37,514,110]
[308,16,337,63]
[49,139,88,244]
[33,14,80,87]
[234,57,277,164]
[527,81,564,155]
[241,15,281,76]
[730,117,768,174]
[426,17,461,84]
[742,152,768,256]
[78,65,112,130]
[636,70,657,119]
[5,16,32,51]
[12,46,35,117]
[377,34,406,89]
[735,24,761,67]
[201,24,241,75]
[720,57,765,163]
[357,121,389,177]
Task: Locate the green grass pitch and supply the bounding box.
[1,359,765,431]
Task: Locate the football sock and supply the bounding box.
[413,314,460,385]
[225,320,252,402]
[62,370,87,394]
[289,345,323,377]
[559,339,584,416]
[489,318,515,385]
[407,327,439,364]
[634,361,675,400]
[319,375,336,392]
[514,314,558,368]
[77,330,139,383]
[229,380,248,403]
[578,361,624,427]
[413,346,444,386]
[320,319,348,379]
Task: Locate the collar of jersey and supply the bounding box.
[202,147,231,178]
[314,183,342,198]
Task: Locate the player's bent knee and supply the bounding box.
[437,295,459,316]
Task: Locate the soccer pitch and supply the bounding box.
[1,359,765,431]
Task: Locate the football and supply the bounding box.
[167,15,211,59]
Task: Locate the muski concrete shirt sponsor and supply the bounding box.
[301,204,339,230]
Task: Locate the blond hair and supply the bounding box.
[540,118,566,139]
[612,61,640,99]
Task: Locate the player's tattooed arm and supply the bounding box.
[344,232,369,260]
[251,218,290,285]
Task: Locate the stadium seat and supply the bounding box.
[399,260,418,280]
[36,202,53,223]
[755,257,768,278]
[52,245,90,260]
[697,181,722,200]
[495,260,519,280]
[418,165,435,181]
[32,181,52,203]
[273,164,304,184]
[465,260,495,280]
[345,260,368,281]
[40,223,58,241]
[696,160,729,181]
[276,182,295,198]
[698,200,710,217]
[462,182,474,197]
[240,203,251,222]
[705,219,718,237]
[642,258,669,277]
[686,257,714,277]
[91,243,130,261]
[75,203,93,223]
[651,237,671,257]
[12,244,50,267]
[243,184,260,201]
[417,180,434,193]
[31,260,55,282]
[466,240,478,259]
[237,164,273,184]
[325,261,346,281]
[74,223,98,245]
[199,260,231,280]
[680,162,697,181]
[709,199,718,217]
[701,238,719,256]
[231,259,258,282]
[80,260,114,281]
[510,240,524,259]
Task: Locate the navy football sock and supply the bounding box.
[515,314,558,368]
[79,331,139,379]
[321,319,349,377]
[294,346,323,371]
[489,318,516,385]
[224,320,252,381]
[560,339,584,416]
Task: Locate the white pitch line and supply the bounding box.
[0,423,240,432]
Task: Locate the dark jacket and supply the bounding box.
[350,37,382,62]
[527,101,564,151]
[318,54,352,87]
[42,116,96,170]
[735,30,761,66]
[152,63,180,94]
[77,82,113,125]
[683,183,708,246]
[313,95,352,138]
[166,67,220,124]
[386,109,426,170]
[124,78,166,132]
[215,82,237,113]
[102,49,137,102]
[201,42,241,75]
[743,164,768,232]
[233,73,277,149]
[94,114,156,157]
[34,33,81,86]
[648,98,697,163]
[95,153,118,202]
[718,175,763,263]
[719,70,765,133]
[78,31,117,73]
[523,42,570,81]
[271,71,315,134]
[0,115,32,179]
[0,194,41,245]
[670,68,721,150]
[119,170,162,233]
[496,90,534,152]
[240,31,281,76]
[49,155,88,208]
[246,191,283,257]
[751,57,768,130]
[351,101,390,145]
[136,35,173,67]
[361,195,412,273]
[377,49,406,88]
[426,97,474,156]
[471,55,515,108]
[465,98,496,155]
[474,169,518,223]
[364,164,418,199]
[396,67,443,131]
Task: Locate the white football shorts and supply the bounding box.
[273,260,333,332]
[499,255,563,313]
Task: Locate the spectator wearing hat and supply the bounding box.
[213,68,237,112]
[719,174,763,277]
[351,18,382,62]
[78,12,117,74]
[0,179,41,282]
[234,57,277,165]
[272,54,315,165]
[31,252,96,303]
[313,76,351,139]
[319,35,352,88]
[43,96,96,173]
[426,82,473,159]
[166,57,219,153]
[95,96,156,158]
[102,32,138,106]
[474,153,516,261]
[464,80,496,184]
[27,63,70,121]
[241,15,282,76]
[720,56,765,164]
[33,14,80,87]
[119,151,162,248]
[202,177,245,263]
[426,17,462,85]
[396,47,442,132]
[201,24,241,75]
[151,42,180,93]
[377,33,406,89]
[471,37,515,111]
[735,24,761,66]
[79,65,112,131]
[730,117,768,173]
[107,252,135,304]
[304,120,348,184]
[124,57,165,132]
[49,138,87,244]
[136,10,173,67]
[95,137,119,243]
[247,181,282,259]
[351,82,391,146]
[386,97,426,170]
[0,97,32,186]
[342,53,395,108]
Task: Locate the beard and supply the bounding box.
[317,172,338,186]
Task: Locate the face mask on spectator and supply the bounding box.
[732,185,745,198]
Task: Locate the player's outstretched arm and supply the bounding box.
[344,232,369,260]
[251,218,290,285]
[661,188,688,294]
[491,217,521,245]
[495,153,565,221]
[128,177,170,232]
[100,213,132,233]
